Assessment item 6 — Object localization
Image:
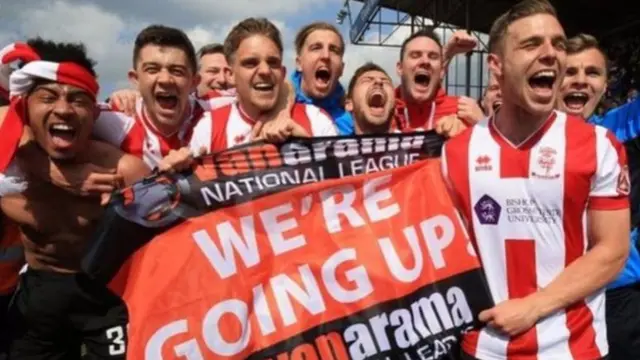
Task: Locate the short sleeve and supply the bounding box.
[588,126,630,210]
[188,112,213,154]
[93,103,135,147]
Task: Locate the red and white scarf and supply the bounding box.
[0,42,99,195]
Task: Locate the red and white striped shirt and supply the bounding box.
[93,94,235,167]
[190,102,337,152]
[442,111,629,360]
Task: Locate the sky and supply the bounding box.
[0,0,489,99]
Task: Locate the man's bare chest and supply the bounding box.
[0,183,104,235]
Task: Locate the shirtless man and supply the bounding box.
[0,38,149,359]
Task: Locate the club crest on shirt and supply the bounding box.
[532,146,560,179]
[234,134,246,145]
[475,155,492,171]
[617,165,630,196]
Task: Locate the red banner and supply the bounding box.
[85,134,493,359]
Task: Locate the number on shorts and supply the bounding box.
[106,325,126,356]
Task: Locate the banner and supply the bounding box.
[83,133,494,360]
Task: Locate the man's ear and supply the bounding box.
[295,55,302,72]
[127,69,138,88]
[229,67,236,87]
[344,97,353,112]
[487,53,503,80]
[192,72,201,93]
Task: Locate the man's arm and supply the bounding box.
[443,30,477,71]
[481,211,629,337]
[457,96,484,124]
[0,105,7,127]
[529,208,628,317]
[273,80,296,118]
[107,89,139,116]
[254,82,312,142]
[117,153,152,186]
[480,129,630,336]
[435,115,468,138]
[89,141,150,186]
[529,132,630,316]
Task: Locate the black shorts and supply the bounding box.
[606,283,640,360]
[4,268,128,360]
[0,290,16,357]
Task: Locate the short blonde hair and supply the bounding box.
[294,22,345,55]
[224,18,283,63]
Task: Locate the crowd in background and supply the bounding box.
[599,34,640,114]
[0,0,638,359]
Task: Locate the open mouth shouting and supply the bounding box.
[155,91,179,112]
[366,88,388,117]
[414,71,432,91]
[563,91,590,113]
[492,100,503,112]
[48,122,78,150]
[528,69,557,100]
[314,66,332,90]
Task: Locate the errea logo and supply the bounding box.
[475,155,492,172]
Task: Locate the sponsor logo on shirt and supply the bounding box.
[474,194,501,225]
[532,146,560,179]
[505,197,561,224]
[475,155,492,172]
[617,165,630,196]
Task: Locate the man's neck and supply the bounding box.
[142,105,186,137]
[400,86,433,106]
[237,101,268,123]
[355,117,392,135]
[494,102,552,146]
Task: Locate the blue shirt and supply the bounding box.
[590,98,640,289]
[290,71,354,136]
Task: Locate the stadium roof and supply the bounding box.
[358,0,640,40]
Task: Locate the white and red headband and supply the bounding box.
[0,42,100,175]
[0,42,99,100]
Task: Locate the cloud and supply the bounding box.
[0,0,143,94]
[0,0,486,99]
[169,0,338,21]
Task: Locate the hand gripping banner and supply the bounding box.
[83,133,494,360]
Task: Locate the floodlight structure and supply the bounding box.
[340,0,489,97]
